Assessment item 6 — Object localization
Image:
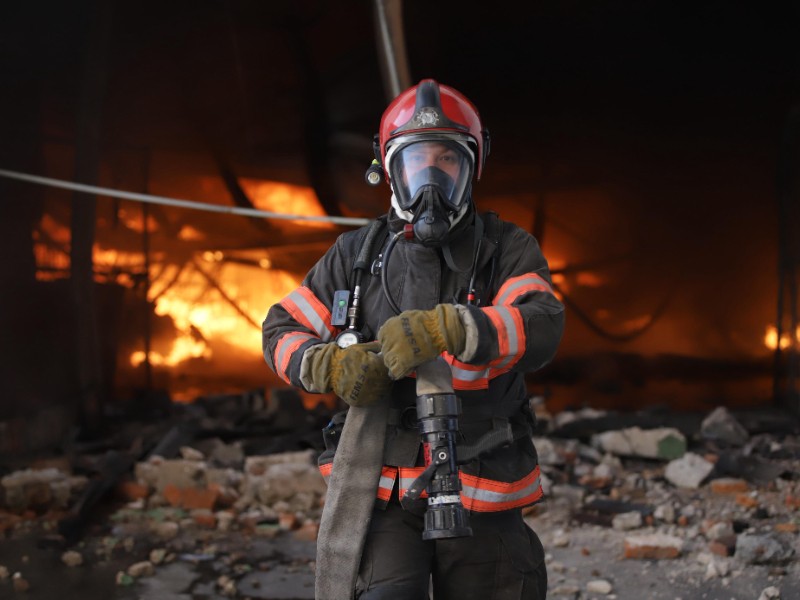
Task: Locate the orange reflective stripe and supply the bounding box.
[483,306,525,369]
[494,273,554,306]
[274,332,315,383]
[377,467,397,501]
[398,467,428,499]
[321,463,542,512]
[444,353,490,390]
[280,286,337,341]
[397,466,543,512]
[460,466,543,512]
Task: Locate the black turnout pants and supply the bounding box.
[355,500,547,600]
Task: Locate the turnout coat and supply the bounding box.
[262,208,565,513]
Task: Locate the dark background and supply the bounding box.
[1,1,798,447]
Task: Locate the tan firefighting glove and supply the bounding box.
[307,341,391,407]
[377,303,466,379]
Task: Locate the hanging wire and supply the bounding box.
[554,282,672,343]
[0,168,371,227]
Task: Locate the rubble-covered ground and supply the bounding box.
[0,394,798,600]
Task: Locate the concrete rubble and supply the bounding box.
[0,401,797,599]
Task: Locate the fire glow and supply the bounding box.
[130,261,299,367]
[764,324,800,351]
[33,177,325,371]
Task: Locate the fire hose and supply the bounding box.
[315,356,514,598]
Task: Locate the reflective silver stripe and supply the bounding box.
[378,472,395,492]
[398,476,418,492]
[275,332,314,376]
[449,363,490,382]
[461,474,541,504]
[287,289,332,341]
[401,473,541,507]
[492,306,520,369]
[495,275,552,306]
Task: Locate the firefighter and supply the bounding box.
[262,79,564,599]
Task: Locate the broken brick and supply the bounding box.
[735,493,759,508]
[624,534,682,559]
[162,484,219,511]
[709,535,736,557]
[192,510,217,529]
[774,522,797,534]
[710,478,748,495]
[116,481,150,502]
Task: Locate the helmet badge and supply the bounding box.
[414,107,440,127]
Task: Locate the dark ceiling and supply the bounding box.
[4,1,798,202]
[1,0,799,360]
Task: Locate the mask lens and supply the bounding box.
[390,141,473,211]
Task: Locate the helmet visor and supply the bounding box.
[390,140,473,212]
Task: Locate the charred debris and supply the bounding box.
[0,388,798,596]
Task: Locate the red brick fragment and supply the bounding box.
[116,481,150,501]
[192,512,217,529]
[623,535,682,560]
[775,522,797,533]
[710,478,748,495]
[735,493,759,508]
[709,536,736,557]
[162,484,219,510]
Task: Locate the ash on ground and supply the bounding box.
[0,390,798,600]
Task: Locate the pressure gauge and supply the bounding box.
[335,330,364,349]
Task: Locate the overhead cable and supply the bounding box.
[0,168,371,227]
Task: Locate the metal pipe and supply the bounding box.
[373,0,412,101]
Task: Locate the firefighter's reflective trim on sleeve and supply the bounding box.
[494,272,555,306]
[483,305,525,369]
[444,354,490,390]
[279,286,337,342]
[441,354,518,390]
[397,466,542,511]
[274,332,316,383]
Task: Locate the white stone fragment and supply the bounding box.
[587,579,613,594]
[664,453,714,488]
[612,511,643,531]
[61,550,83,567]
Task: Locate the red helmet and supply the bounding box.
[377,79,490,181]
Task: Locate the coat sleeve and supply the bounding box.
[261,234,353,390]
[459,223,565,373]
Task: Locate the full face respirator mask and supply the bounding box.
[388,137,474,247]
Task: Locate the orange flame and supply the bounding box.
[764,324,799,351]
[128,260,299,367]
[35,178,321,371]
[241,179,334,229]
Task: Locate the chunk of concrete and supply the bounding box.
[664,453,714,488]
[592,427,686,460]
[612,511,643,531]
[701,406,749,446]
[735,533,796,565]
